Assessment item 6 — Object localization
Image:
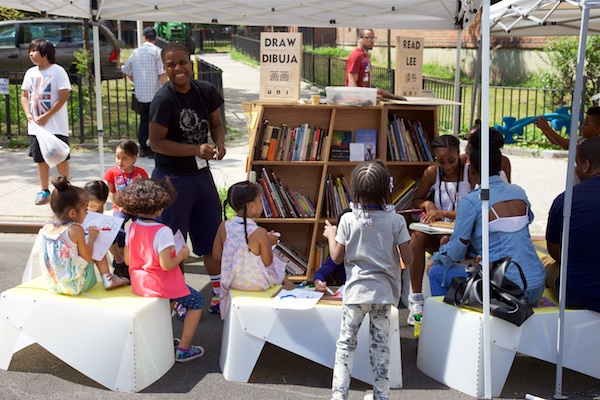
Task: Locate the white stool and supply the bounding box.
[0,277,174,393]
[220,289,403,387]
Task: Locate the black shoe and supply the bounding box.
[139,148,149,157]
[113,261,130,281]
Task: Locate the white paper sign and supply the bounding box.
[81,211,124,261]
[173,229,186,254]
[0,78,8,95]
[349,143,365,162]
[270,288,324,310]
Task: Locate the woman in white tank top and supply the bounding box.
[407,135,473,325]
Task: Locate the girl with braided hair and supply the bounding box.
[212,181,290,320]
[323,160,413,400]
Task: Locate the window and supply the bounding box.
[0,25,16,49]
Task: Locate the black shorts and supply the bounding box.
[29,135,71,163]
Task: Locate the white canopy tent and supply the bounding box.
[490,0,600,398]
[3,0,480,173]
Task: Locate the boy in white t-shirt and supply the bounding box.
[20,39,72,205]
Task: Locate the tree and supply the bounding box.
[0,7,34,21]
[538,35,600,107]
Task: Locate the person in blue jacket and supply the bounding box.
[313,255,345,293]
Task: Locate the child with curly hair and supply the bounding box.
[212,181,290,319]
[40,176,129,295]
[116,178,205,362]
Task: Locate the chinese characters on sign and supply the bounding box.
[395,37,424,97]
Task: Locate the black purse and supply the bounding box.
[443,256,534,326]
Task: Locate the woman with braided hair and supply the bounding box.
[212,180,290,319]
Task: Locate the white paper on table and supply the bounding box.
[409,222,454,235]
[334,284,345,298]
[270,288,324,310]
[81,211,125,261]
[173,229,186,254]
[349,143,365,162]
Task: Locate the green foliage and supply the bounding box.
[306,46,350,59]
[230,48,259,67]
[218,186,237,220]
[0,7,27,20]
[73,49,91,75]
[537,35,600,106]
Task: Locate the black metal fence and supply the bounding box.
[233,35,570,144]
[1,57,225,142]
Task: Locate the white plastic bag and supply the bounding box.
[30,123,70,169]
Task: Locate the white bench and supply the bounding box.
[0,277,174,393]
[220,288,403,387]
[416,295,600,398]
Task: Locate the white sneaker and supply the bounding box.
[407,293,424,326]
[102,273,129,289]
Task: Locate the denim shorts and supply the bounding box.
[152,167,222,256]
[172,285,204,310]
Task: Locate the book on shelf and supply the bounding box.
[354,128,377,161]
[254,119,268,158]
[330,130,352,161]
[323,173,351,219]
[258,124,273,160]
[271,171,298,218]
[266,126,281,161]
[412,120,433,161]
[392,175,417,204]
[257,168,315,218]
[274,241,308,276]
[258,176,280,218]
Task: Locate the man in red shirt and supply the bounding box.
[346,29,375,87]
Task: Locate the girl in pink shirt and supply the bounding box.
[117,178,204,363]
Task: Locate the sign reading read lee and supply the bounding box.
[260,32,302,101]
[395,37,424,97]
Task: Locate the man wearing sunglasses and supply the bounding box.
[346,29,376,87]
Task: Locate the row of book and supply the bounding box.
[255,120,328,162]
[391,175,418,211]
[257,168,316,219]
[323,174,351,220]
[387,115,434,162]
[273,241,308,276]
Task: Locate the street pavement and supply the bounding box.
[0,53,598,400]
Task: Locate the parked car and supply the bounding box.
[0,18,121,80]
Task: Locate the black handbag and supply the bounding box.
[131,92,141,114]
[443,256,534,326]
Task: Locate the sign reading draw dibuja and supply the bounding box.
[260,32,302,101]
[395,36,424,97]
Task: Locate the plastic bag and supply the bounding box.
[30,123,70,169]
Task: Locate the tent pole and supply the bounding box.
[481,1,492,398]
[453,29,462,137]
[92,19,105,176]
[554,6,590,400]
[470,42,482,128]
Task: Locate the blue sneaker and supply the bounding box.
[173,302,187,321]
[175,344,204,362]
[35,190,50,205]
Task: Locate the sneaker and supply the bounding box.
[102,273,130,289]
[209,293,220,314]
[175,344,204,362]
[35,190,50,205]
[112,260,130,280]
[173,301,187,321]
[407,293,424,326]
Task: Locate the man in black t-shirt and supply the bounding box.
[150,42,226,315]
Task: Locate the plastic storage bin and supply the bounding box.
[325,86,377,106]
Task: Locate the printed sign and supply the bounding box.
[395,36,424,97]
[260,32,302,101]
[0,78,8,95]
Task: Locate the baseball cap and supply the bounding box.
[143,27,157,40]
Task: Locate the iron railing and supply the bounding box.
[232,35,569,144]
[1,59,225,142]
